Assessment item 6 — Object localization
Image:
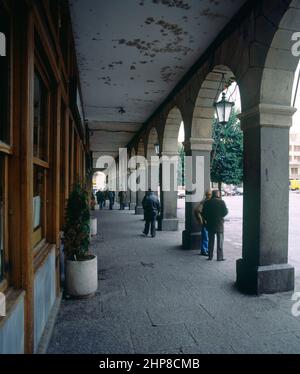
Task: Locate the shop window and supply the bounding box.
[0,156,4,281]
[33,71,49,161]
[0,8,10,145]
[32,165,46,247]
[32,58,51,249]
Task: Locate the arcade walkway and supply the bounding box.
[48,202,300,354]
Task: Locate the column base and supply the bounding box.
[158,218,178,231]
[129,203,136,211]
[135,205,144,215]
[236,259,295,295]
[182,230,201,250]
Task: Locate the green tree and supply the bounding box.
[211,110,243,191]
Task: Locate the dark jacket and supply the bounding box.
[143,192,160,218]
[202,197,228,233]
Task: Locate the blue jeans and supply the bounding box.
[201,227,209,254]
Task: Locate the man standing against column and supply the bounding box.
[202,190,228,261]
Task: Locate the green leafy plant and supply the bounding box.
[211,110,243,190]
[64,183,91,261]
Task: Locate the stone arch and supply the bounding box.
[162,106,184,154]
[146,127,159,158]
[260,4,300,106]
[191,65,236,140]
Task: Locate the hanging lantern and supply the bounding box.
[154,143,160,156]
[214,92,235,125]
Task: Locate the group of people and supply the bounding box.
[195,189,228,261]
[95,189,127,210]
[94,187,228,260]
[95,189,115,210]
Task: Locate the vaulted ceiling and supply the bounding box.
[69,0,248,162]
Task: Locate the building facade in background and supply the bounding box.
[290,131,300,179]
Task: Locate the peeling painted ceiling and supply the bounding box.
[69,0,247,159]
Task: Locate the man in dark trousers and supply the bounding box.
[202,190,228,261]
[142,189,160,238]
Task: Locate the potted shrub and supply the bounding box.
[64,183,98,297]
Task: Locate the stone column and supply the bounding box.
[182,138,213,249]
[159,152,179,231]
[236,104,296,294]
[128,168,136,210]
[135,190,145,215]
[135,163,147,215]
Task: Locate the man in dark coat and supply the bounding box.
[202,190,228,261]
[96,190,105,209]
[142,189,160,238]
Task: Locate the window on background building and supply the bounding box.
[295,146,300,152]
[0,9,10,145]
[292,168,298,175]
[291,134,297,142]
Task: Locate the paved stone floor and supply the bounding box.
[48,194,300,354]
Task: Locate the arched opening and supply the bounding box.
[289,60,300,279]
[160,106,184,231]
[185,65,243,265]
[92,171,107,193]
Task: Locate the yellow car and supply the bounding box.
[289,179,300,191]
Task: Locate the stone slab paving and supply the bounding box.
[48,195,300,354]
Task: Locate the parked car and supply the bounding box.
[235,187,243,195]
[290,179,300,191]
[178,189,185,199]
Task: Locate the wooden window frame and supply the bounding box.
[32,32,53,255]
[0,0,13,292]
[0,1,13,149]
[33,54,51,164]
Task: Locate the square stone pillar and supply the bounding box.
[128,169,136,210]
[236,104,296,294]
[182,138,213,249]
[133,160,147,215]
[159,152,179,231]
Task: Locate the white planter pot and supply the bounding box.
[90,217,97,236]
[66,255,98,297]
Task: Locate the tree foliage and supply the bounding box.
[211,110,243,186]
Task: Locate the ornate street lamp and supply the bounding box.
[214,92,235,125]
[154,143,160,156]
